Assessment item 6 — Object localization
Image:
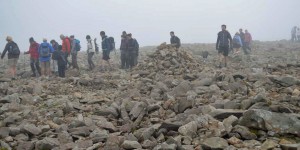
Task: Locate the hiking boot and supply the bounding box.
[31,74,36,77]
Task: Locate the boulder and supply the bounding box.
[178,121,197,138]
[121,140,142,149]
[202,137,229,150]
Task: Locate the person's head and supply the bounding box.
[127,33,132,39]
[245,30,248,33]
[235,32,239,35]
[29,37,35,44]
[70,35,75,41]
[239,28,243,33]
[58,45,62,51]
[50,40,56,45]
[60,34,65,40]
[86,35,91,40]
[100,31,106,37]
[6,36,12,42]
[221,25,226,31]
[122,31,127,36]
[43,38,47,42]
[170,31,175,36]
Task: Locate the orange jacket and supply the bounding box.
[62,38,71,53]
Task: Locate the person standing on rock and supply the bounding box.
[232,32,243,55]
[127,33,139,68]
[297,27,300,42]
[38,38,54,77]
[170,31,181,48]
[50,40,59,75]
[86,35,95,70]
[120,31,128,69]
[60,34,71,69]
[52,45,66,77]
[1,36,20,79]
[24,37,41,77]
[239,28,248,54]
[100,31,112,71]
[291,26,297,42]
[244,30,253,52]
[216,25,232,68]
[70,35,80,70]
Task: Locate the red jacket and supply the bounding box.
[62,38,71,53]
[28,42,39,59]
[244,33,252,43]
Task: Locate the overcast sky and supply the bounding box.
[0,0,299,51]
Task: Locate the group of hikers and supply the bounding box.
[1,26,253,80]
[216,25,253,68]
[291,26,300,42]
[1,31,141,79]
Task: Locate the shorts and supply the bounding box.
[102,50,110,61]
[8,58,18,67]
[233,43,241,49]
[218,46,229,56]
[40,61,50,69]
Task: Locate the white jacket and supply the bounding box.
[87,39,95,53]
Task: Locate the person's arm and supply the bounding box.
[228,32,233,49]
[1,44,8,59]
[49,44,54,53]
[66,40,71,53]
[239,37,243,46]
[216,33,220,50]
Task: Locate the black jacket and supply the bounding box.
[52,50,66,66]
[216,30,232,49]
[239,32,245,43]
[127,38,139,52]
[170,36,181,48]
[1,42,20,59]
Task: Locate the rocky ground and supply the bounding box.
[0,41,300,150]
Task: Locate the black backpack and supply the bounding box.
[9,42,20,55]
[107,37,115,51]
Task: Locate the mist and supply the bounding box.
[0,0,299,51]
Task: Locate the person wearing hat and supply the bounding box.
[24,37,41,77]
[1,36,20,79]
[38,38,54,77]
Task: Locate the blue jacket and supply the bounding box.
[233,35,243,46]
[38,42,54,62]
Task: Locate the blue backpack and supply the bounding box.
[75,39,81,51]
[40,44,50,58]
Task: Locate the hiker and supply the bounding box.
[50,40,59,75]
[126,33,139,68]
[70,35,80,70]
[60,34,71,68]
[120,31,128,69]
[239,29,247,54]
[170,31,181,48]
[244,30,253,52]
[52,45,66,77]
[38,38,54,77]
[297,27,300,42]
[100,31,113,71]
[24,37,41,77]
[1,36,20,79]
[216,24,233,68]
[86,35,95,70]
[291,26,297,42]
[232,32,243,55]
[132,34,139,66]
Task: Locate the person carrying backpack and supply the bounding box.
[86,35,95,70]
[244,30,253,52]
[291,26,297,42]
[50,40,59,75]
[24,37,41,77]
[1,36,20,79]
[70,35,80,70]
[232,32,243,55]
[60,34,71,69]
[170,31,181,48]
[38,38,54,77]
[126,33,139,68]
[52,45,66,77]
[120,31,128,69]
[216,24,233,68]
[100,31,113,71]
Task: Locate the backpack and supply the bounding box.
[233,36,240,45]
[9,42,20,55]
[107,37,115,51]
[176,36,181,47]
[75,39,81,51]
[134,39,139,51]
[40,44,50,58]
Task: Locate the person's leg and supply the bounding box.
[30,58,36,76]
[61,65,66,77]
[125,51,130,69]
[223,47,229,67]
[88,52,93,70]
[121,51,126,69]
[40,62,44,76]
[35,59,41,76]
[46,61,51,77]
[74,53,79,69]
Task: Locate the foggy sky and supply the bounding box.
[0,0,299,51]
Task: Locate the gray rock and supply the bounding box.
[121,140,142,149]
[269,75,299,87]
[57,131,73,144]
[129,102,147,120]
[35,138,60,150]
[15,134,29,141]
[76,140,93,149]
[0,93,20,103]
[223,115,238,133]
[202,137,229,150]
[69,126,90,137]
[9,127,21,136]
[239,109,300,135]
[16,141,34,150]
[231,125,257,140]
[94,106,119,118]
[21,124,42,135]
[68,120,86,128]
[0,140,12,150]
[96,118,117,132]
[224,100,241,109]
[142,140,157,149]
[178,121,197,138]
[196,78,213,86]
[90,129,108,143]
[209,109,244,120]
[177,96,194,113]
[170,81,191,96]
[0,127,10,138]
[280,143,300,150]
[153,142,177,150]
[181,145,194,150]
[261,139,279,150]
[241,99,253,110]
